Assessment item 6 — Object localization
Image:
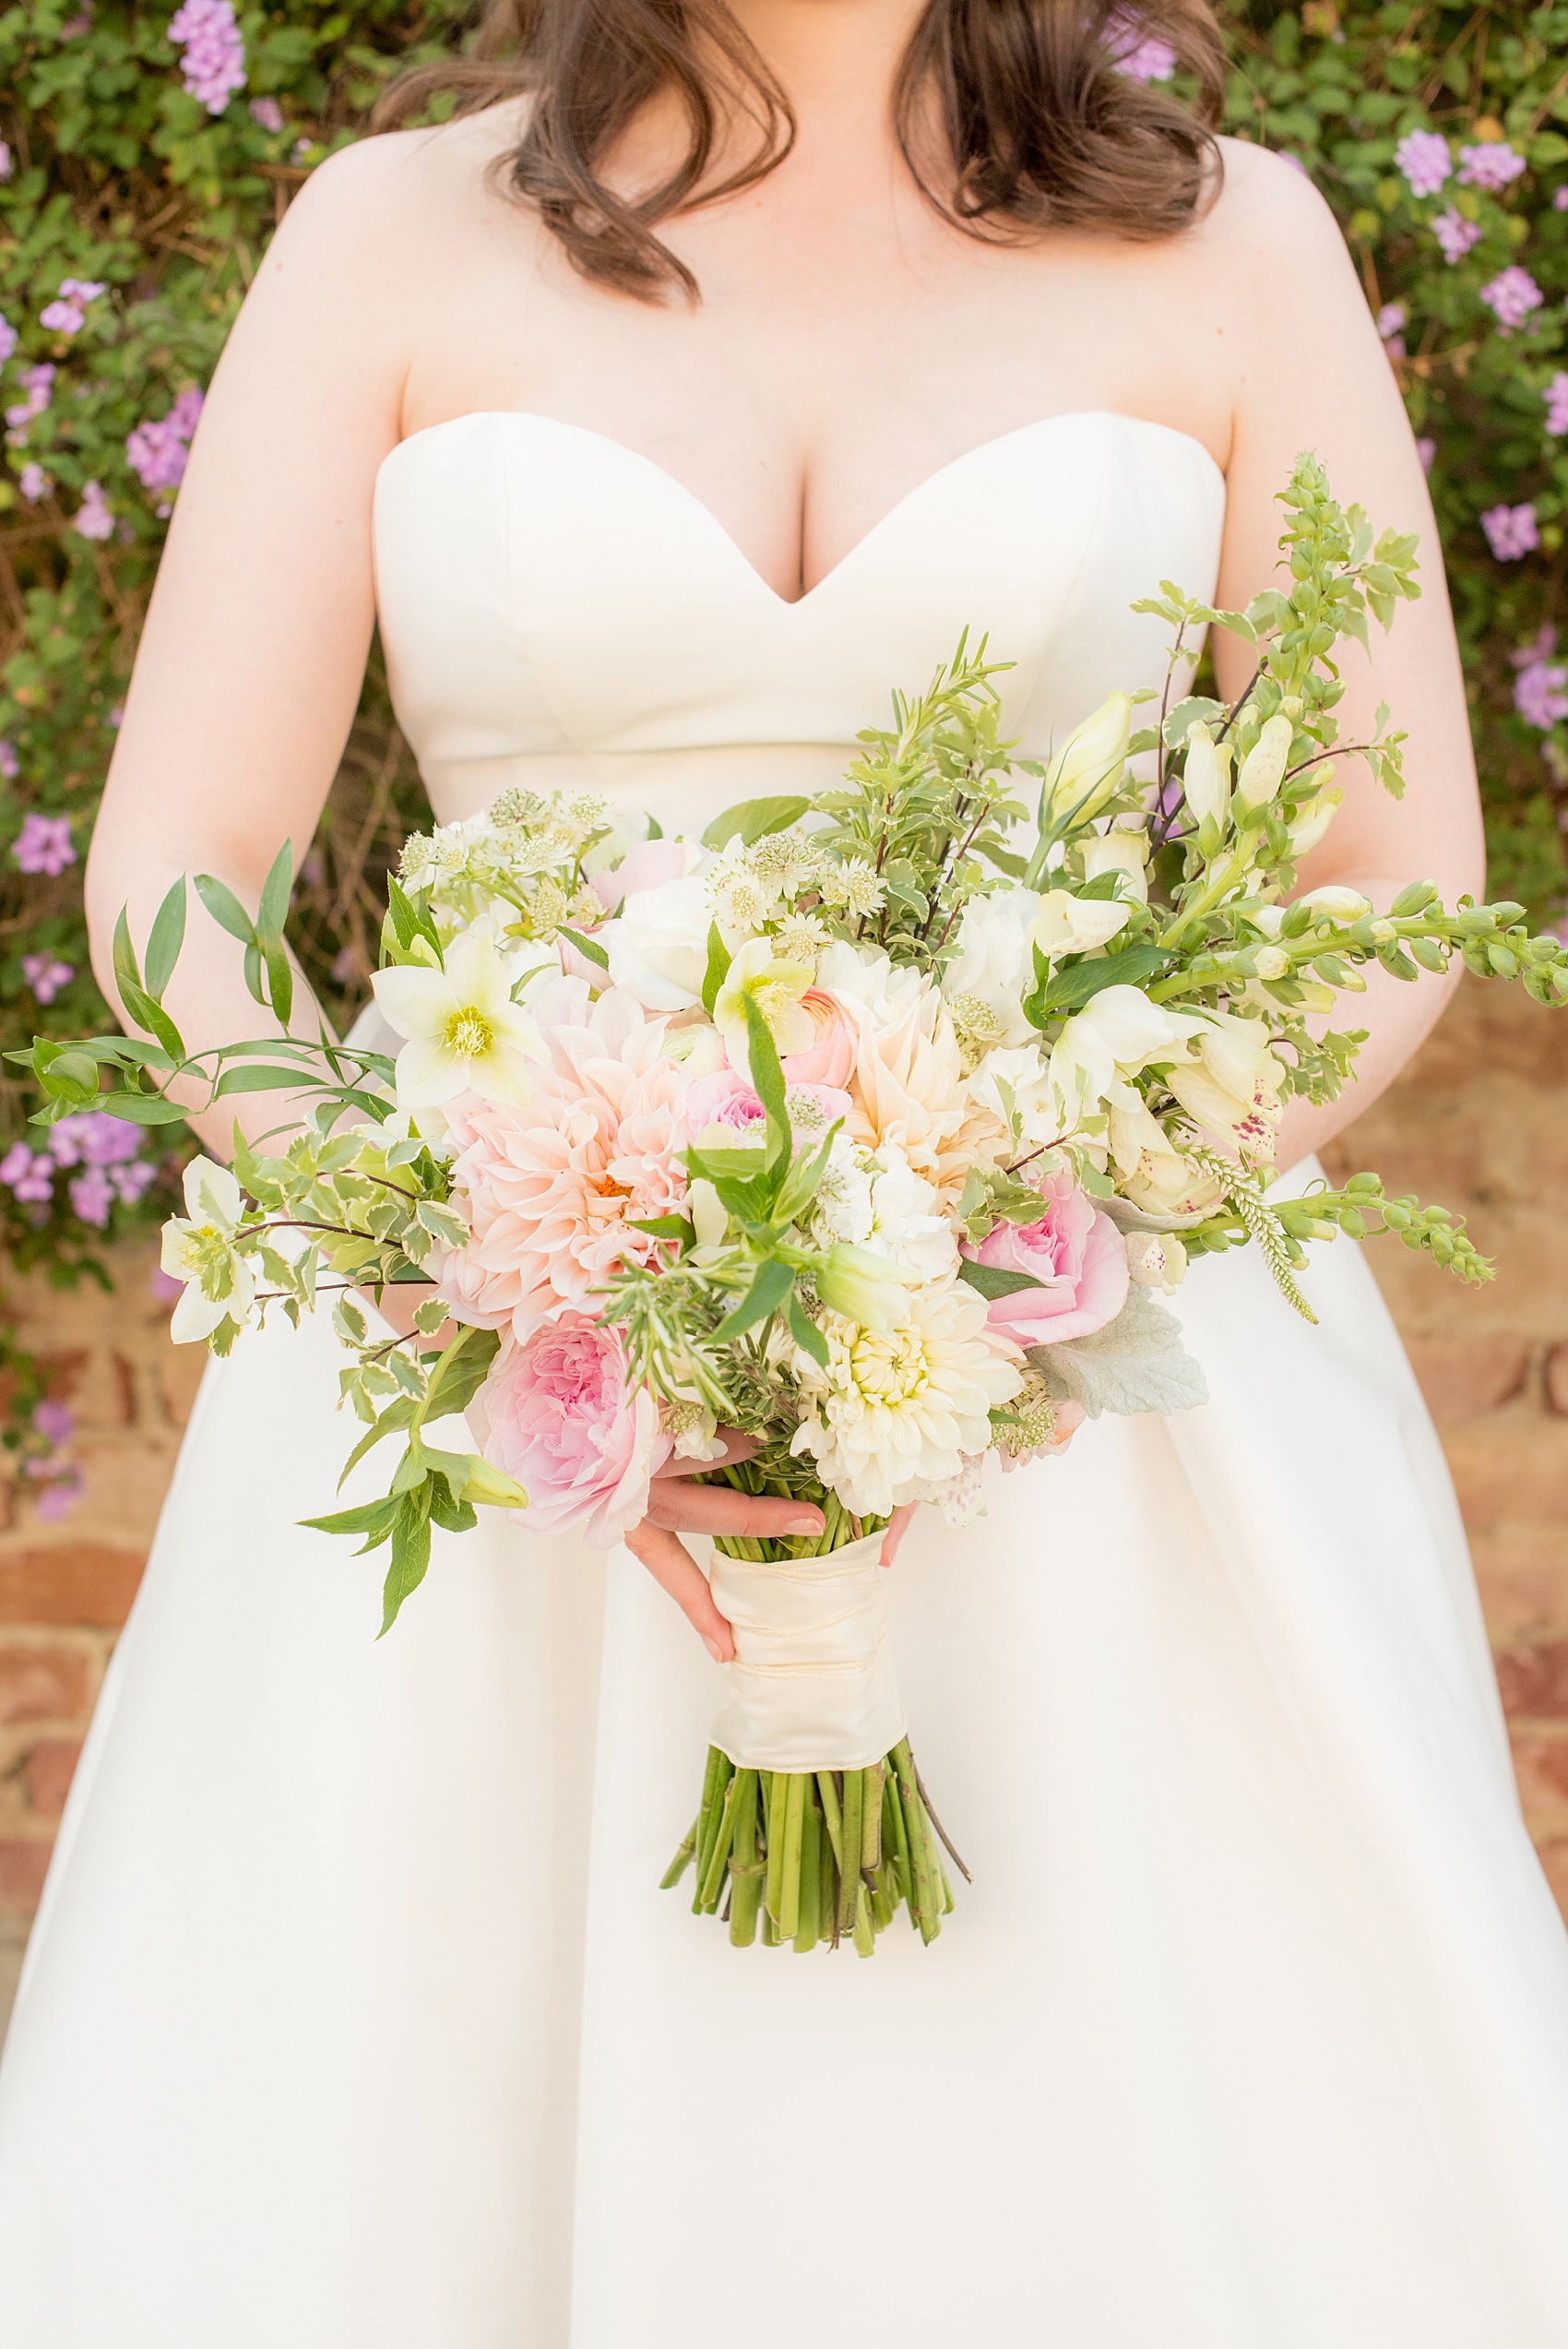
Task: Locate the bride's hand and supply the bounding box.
[626,1449,922,1662]
[625,1435,826,1663]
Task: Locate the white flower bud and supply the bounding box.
[1040,692,1133,833]
[816,1243,909,1334]
[1079,821,1150,902]
[1125,1232,1188,1292]
[1182,722,1232,829]
[1235,714,1295,810]
[1288,786,1344,858]
[1299,884,1372,921]
[1253,945,1290,980]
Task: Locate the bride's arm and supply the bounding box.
[1201,140,1486,1167]
[83,137,414,1153]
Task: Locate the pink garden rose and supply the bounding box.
[964,1169,1129,1346]
[438,989,692,1337]
[479,1316,669,1545]
[685,1066,850,1139]
[781,990,857,1090]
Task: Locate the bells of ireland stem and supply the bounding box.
[1182,722,1231,830]
[1038,692,1132,842]
[1234,713,1295,814]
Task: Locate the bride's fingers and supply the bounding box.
[644,1482,824,1539]
[879,1504,917,1567]
[653,1429,759,1480]
[624,1521,735,1662]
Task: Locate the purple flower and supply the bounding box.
[18,462,47,501]
[125,386,204,495]
[0,1146,53,1203]
[31,1465,83,1523]
[5,363,55,431]
[1481,265,1544,334]
[248,97,283,133]
[1377,302,1406,339]
[1514,634,1568,728]
[1546,372,1568,436]
[68,1166,114,1226]
[13,813,76,876]
[168,0,246,113]
[1481,502,1539,560]
[20,954,73,1004]
[0,141,12,182]
[39,278,106,337]
[31,1399,74,1448]
[1395,128,1451,198]
[1432,209,1482,264]
[1457,142,1526,192]
[1416,435,1436,472]
[49,1111,146,1170]
[1108,13,1177,81]
[0,740,17,781]
[1557,187,1568,212]
[0,312,16,366]
[71,480,113,542]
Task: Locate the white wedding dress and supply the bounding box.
[3,410,1567,2346]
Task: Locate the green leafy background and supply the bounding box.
[0,0,1562,1296]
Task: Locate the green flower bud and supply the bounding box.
[816,1243,909,1334]
[1039,692,1132,835]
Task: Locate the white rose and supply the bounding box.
[603,875,712,1010]
[941,888,1041,1049]
[861,1146,960,1282]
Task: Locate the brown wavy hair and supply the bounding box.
[376,0,1226,301]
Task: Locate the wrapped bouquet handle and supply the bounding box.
[707,1532,906,1772]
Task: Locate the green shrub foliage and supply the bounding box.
[0,0,1563,1320]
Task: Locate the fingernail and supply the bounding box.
[704,1637,724,1663]
[785,1512,824,1533]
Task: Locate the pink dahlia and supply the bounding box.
[438,989,693,1337]
[962,1167,1129,1346]
[478,1316,669,1545]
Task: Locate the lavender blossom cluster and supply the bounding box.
[0,1113,158,1230]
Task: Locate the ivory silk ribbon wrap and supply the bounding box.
[705,1532,907,1772]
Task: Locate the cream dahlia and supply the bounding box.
[790,1275,1023,1518]
[437,988,692,1337]
[842,987,1005,1205]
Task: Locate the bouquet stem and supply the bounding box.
[664,1736,956,1953]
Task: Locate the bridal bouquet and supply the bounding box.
[22,454,1568,1954]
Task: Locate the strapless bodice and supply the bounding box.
[372,409,1225,840]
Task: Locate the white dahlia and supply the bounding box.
[790,1275,1023,1518]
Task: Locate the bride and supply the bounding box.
[3,0,1567,2339]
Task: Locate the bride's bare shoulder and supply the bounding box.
[255,99,544,295]
[1196,137,1364,294]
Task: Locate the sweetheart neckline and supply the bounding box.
[376,408,1227,612]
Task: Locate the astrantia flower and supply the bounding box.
[1395,128,1451,198]
[160,1156,255,1343]
[435,990,694,1336]
[372,928,541,1109]
[790,1276,1023,1518]
[1480,266,1543,334]
[993,1369,1086,1471]
[1432,209,1482,265]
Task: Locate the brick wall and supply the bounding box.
[0,973,1564,2034]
